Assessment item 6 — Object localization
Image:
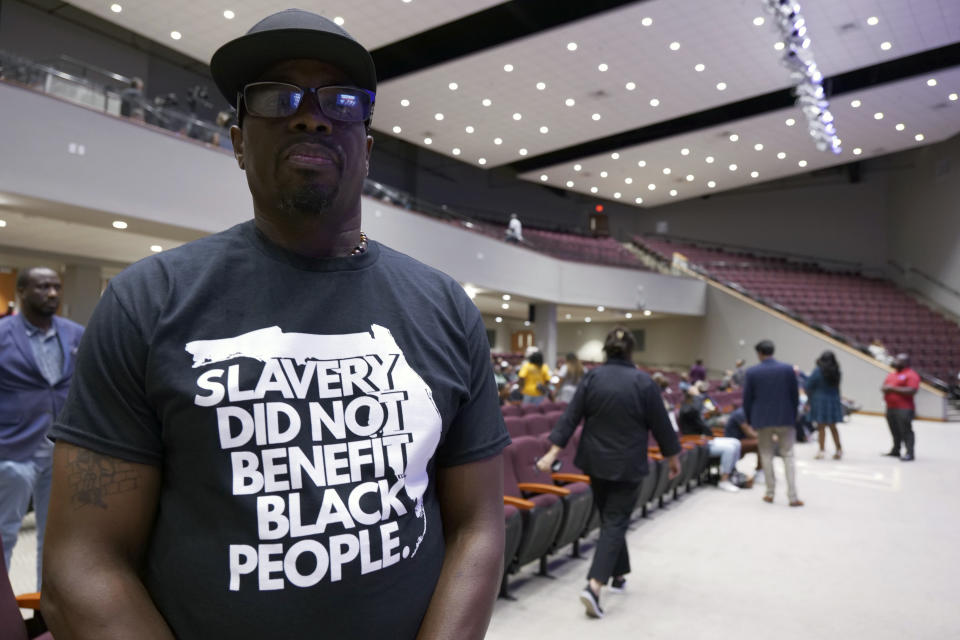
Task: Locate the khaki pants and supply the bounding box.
[757,426,799,502]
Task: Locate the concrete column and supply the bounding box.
[61,265,102,325]
[533,302,558,371]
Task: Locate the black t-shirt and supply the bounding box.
[52,221,509,640]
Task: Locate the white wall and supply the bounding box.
[886,133,960,317]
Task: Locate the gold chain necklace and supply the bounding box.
[350,231,368,256]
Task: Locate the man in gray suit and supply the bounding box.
[742,340,804,507]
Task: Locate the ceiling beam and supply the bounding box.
[506,42,960,173]
[372,0,644,81]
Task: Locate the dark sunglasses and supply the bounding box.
[239,82,375,123]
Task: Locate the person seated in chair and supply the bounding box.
[724,405,759,487]
[677,387,742,492]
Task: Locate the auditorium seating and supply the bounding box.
[635,235,960,384]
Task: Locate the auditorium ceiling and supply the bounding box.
[61,0,960,207]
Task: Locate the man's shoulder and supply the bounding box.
[374,242,474,306]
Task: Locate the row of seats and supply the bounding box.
[634,235,960,384]
[500,430,716,599]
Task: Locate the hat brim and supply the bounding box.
[210,29,377,108]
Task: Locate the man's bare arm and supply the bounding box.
[41,441,174,640]
[416,454,505,640]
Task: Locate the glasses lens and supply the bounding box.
[244,83,302,118]
[316,87,373,122]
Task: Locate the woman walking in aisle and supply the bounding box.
[807,350,844,459]
[536,328,681,619]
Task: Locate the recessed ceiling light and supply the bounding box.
[927,78,938,87]
[895,123,905,131]
[478,158,487,165]
[523,320,531,327]
[716,82,727,91]
[753,16,765,26]
[448,82,458,90]
[785,118,796,126]
[434,112,444,121]
[874,112,883,120]
[512,112,522,121]
[852,148,862,155]
[565,313,572,320]
[540,174,548,181]
[0,219,7,227]
[567,42,578,51]
[624,177,633,184]
[686,174,694,182]
[647,183,656,191]
[694,63,705,72]
[850,99,861,108]
[503,64,514,72]
[333,16,344,26]
[641,17,653,26]
[614,192,622,199]
[150,245,162,252]
[391,125,401,133]
[591,187,599,193]
[518,148,528,156]
[643,310,652,317]
[452,147,461,155]
[750,171,759,178]
[501,294,511,301]
[400,99,410,107]
[565,98,575,107]
[585,317,592,323]
[402,0,412,3]
[880,41,892,51]
[574,163,582,171]
[777,152,786,159]
[774,41,785,50]
[634,198,642,205]
[423,137,432,145]
[600,171,608,178]
[662,167,671,175]
[625,81,636,91]
[611,152,620,160]
[112,220,128,229]
[867,16,879,26]
[481,98,492,107]
[465,125,475,133]
[649,98,660,107]
[493,137,503,145]
[598,63,608,72]
[501,302,509,309]
[949,93,959,101]
[705,156,715,163]
[637,160,647,167]
[170,31,182,40]
[669,41,681,51]
[591,113,601,121]
[798,160,808,167]
[669,189,678,197]
[680,148,690,156]
[754,143,764,151]
[915,133,925,142]
[625,312,634,319]
[495,316,502,323]
[707,180,716,188]
[536,81,546,90]
[728,163,738,171]
[729,133,739,142]
[539,126,549,134]
[566,180,574,187]
[110,3,122,12]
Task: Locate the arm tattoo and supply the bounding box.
[66,449,140,509]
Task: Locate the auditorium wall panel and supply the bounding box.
[886,133,960,318]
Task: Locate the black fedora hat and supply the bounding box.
[210,8,377,108]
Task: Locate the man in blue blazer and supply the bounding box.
[742,340,804,507]
[0,267,84,588]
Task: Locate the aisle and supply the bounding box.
[486,415,960,640]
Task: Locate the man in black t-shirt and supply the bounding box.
[41,11,509,640]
